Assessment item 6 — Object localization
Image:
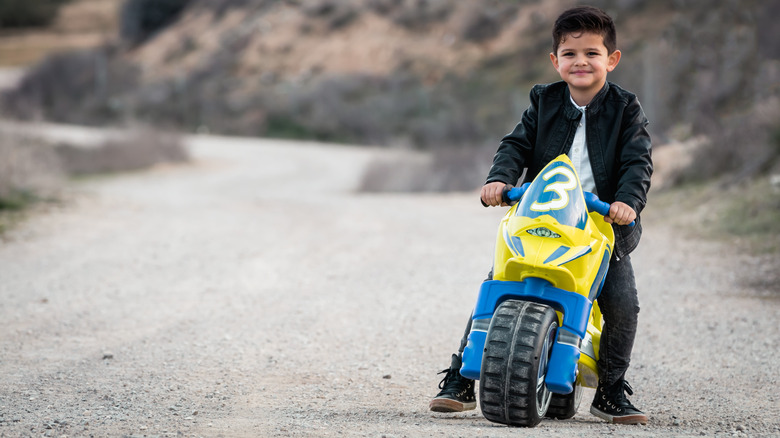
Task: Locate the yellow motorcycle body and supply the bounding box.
[461,155,621,426]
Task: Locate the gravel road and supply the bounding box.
[1,132,778,437]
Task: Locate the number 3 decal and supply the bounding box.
[530,167,577,212]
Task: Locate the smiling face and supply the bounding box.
[550,31,621,106]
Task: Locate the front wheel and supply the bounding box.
[479,300,558,427]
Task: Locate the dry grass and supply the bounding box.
[56,128,189,175]
[645,175,780,294]
[647,175,780,256]
[0,126,189,233]
[0,130,64,233]
[0,131,64,207]
[358,144,491,193]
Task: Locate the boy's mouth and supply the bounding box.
[572,70,591,75]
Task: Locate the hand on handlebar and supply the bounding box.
[480,182,508,207]
[603,201,636,226]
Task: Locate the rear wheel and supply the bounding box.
[545,381,583,419]
[478,300,558,427]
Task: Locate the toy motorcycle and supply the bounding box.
[460,154,631,427]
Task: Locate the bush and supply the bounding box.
[2,46,139,125]
[0,0,70,28]
[387,0,452,30]
[451,2,519,43]
[120,0,192,46]
[300,0,358,29]
[678,99,780,185]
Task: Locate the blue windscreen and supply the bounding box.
[515,156,588,230]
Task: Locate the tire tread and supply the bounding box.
[478,300,558,427]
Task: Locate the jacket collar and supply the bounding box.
[563,82,610,119]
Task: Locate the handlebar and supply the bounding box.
[583,192,635,227]
[503,183,529,205]
[480,184,635,227]
[479,183,529,207]
[582,192,610,217]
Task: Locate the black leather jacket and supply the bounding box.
[486,81,653,258]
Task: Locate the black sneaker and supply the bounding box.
[429,354,476,412]
[590,379,648,425]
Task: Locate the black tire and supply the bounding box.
[545,382,583,419]
[479,300,558,427]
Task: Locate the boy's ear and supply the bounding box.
[607,50,622,72]
[550,52,559,70]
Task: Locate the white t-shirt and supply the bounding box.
[569,96,598,195]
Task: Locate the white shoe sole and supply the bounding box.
[429,397,476,413]
[590,405,648,425]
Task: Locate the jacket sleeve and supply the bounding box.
[485,87,539,185]
[615,96,653,215]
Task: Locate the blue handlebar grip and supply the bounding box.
[504,183,530,204]
[482,183,531,207]
[583,192,635,227]
[503,186,518,204]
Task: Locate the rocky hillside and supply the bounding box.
[3,0,780,183]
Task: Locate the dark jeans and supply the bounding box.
[457,254,640,387]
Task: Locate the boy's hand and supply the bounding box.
[481,182,507,207]
[604,201,636,225]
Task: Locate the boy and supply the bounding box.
[429,6,652,425]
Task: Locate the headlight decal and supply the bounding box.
[526,227,561,238]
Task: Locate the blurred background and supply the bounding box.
[0,0,778,242]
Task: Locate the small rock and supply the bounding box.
[736,425,745,431]
[102,352,114,360]
[382,374,391,379]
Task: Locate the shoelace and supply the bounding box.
[622,380,634,396]
[437,368,456,390]
[615,380,640,410]
[438,368,460,392]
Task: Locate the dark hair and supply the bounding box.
[552,6,616,55]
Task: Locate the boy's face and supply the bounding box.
[550,31,621,104]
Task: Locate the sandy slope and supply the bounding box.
[0,131,778,437]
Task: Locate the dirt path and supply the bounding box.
[0,132,778,437]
